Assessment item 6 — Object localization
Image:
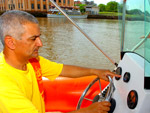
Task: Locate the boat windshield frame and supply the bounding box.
[119,0,150,63]
[119,0,150,77]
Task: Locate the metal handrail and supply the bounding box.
[131,32,150,52]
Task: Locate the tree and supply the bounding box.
[145,11,150,16]
[126,9,143,15]
[79,4,86,13]
[105,1,119,12]
[98,4,106,12]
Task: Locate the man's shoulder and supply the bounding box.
[0,52,4,64]
[0,52,6,72]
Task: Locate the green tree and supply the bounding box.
[126,9,143,15]
[105,1,119,12]
[98,4,106,12]
[79,4,86,13]
[145,11,150,16]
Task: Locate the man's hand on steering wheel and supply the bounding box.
[77,101,111,113]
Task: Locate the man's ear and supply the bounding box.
[4,36,16,50]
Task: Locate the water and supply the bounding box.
[0,18,120,71]
[38,18,120,70]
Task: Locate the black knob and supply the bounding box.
[108,98,116,113]
[93,95,100,103]
[115,67,122,80]
[123,72,130,83]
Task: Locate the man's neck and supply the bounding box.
[3,50,28,71]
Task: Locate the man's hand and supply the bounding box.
[71,101,111,113]
[46,101,111,113]
[85,101,111,113]
[90,69,120,81]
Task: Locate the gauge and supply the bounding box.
[115,67,122,80]
[127,90,138,109]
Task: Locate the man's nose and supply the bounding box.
[36,37,43,47]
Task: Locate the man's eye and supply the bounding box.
[30,35,41,41]
[31,37,36,40]
[32,38,36,40]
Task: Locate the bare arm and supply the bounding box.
[60,64,119,81]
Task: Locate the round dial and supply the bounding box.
[127,90,138,109]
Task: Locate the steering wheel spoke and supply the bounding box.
[84,98,93,101]
[99,79,102,94]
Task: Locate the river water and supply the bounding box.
[38,18,120,70]
[0,18,120,71]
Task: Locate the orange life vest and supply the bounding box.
[29,58,44,99]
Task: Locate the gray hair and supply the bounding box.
[0,10,39,45]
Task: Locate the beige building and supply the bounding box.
[0,0,74,12]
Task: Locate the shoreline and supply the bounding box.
[0,11,146,21]
[87,14,118,20]
[0,11,119,19]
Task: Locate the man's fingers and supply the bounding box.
[96,101,111,111]
[101,101,111,106]
[100,112,108,113]
[99,106,110,111]
[113,74,121,78]
[106,72,121,78]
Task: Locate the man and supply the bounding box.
[0,10,118,113]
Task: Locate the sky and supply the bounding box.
[89,0,121,5]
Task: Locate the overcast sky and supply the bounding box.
[88,0,121,5]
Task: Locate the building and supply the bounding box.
[74,0,81,6]
[74,0,98,15]
[0,0,74,12]
[86,5,99,15]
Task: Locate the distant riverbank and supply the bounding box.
[0,11,146,21]
[87,15,118,19]
[0,11,119,19]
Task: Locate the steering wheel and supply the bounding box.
[76,76,115,110]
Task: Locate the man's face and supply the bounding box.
[15,22,43,59]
